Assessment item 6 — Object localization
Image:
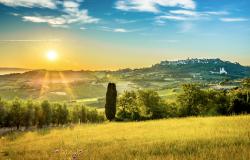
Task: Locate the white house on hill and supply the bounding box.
[219,67,227,74]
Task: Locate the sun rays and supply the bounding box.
[38,71,75,100]
[59,72,75,100]
[39,71,49,98]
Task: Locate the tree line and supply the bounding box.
[105,80,250,121]
[0,99,105,129]
[0,80,249,129]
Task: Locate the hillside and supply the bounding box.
[0,68,29,75]
[1,58,249,82]
[116,58,250,81]
[1,115,249,160]
[0,58,249,103]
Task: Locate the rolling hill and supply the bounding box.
[0,67,29,75]
[115,58,250,81]
[0,58,249,103]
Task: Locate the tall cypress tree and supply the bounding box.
[105,83,117,121]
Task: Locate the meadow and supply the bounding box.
[0,115,249,160]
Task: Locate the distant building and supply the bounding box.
[219,67,227,74]
[210,67,228,75]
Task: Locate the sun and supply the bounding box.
[46,50,58,61]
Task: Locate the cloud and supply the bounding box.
[80,27,87,30]
[169,10,198,16]
[220,18,248,22]
[0,0,57,9]
[204,11,229,16]
[10,13,20,16]
[22,16,70,28]
[114,28,129,33]
[156,10,230,23]
[156,10,198,22]
[99,26,131,33]
[157,15,188,21]
[155,19,166,26]
[23,16,67,25]
[115,19,137,24]
[62,9,99,24]
[21,1,99,27]
[115,0,196,13]
[63,1,80,14]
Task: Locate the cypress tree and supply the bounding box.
[105,83,117,121]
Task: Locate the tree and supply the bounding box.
[72,105,81,123]
[51,104,58,125]
[58,104,68,125]
[137,90,165,119]
[105,83,117,121]
[229,89,250,114]
[87,109,99,122]
[9,98,23,129]
[22,100,34,129]
[80,106,87,123]
[0,98,6,127]
[208,90,230,115]
[41,100,52,127]
[178,84,208,116]
[117,91,140,120]
[34,104,43,128]
[242,78,250,103]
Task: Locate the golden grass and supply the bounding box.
[0,115,250,160]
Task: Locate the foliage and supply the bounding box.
[178,84,208,116]
[51,103,68,125]
[137,90,167,119]
[117,83,250,121]
[117,90,140,120]
[117,90,169,120]
[105,83,117,121]
[41,100,52,127]
[0,98,6,127]
[229,89,250,114]
[22,100,34,128]
[0,81,249,127]
[0,99,105,129]
[9,98,23,129]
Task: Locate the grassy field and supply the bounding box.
[0,115,250,160]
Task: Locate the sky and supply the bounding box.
[0,0,250,70]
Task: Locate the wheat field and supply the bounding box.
[0,115,250,160]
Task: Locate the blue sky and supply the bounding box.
[0,0,250,70]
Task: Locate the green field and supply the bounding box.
[1,115,250,160]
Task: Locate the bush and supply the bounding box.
[229,89,250,114]
[117,90,141,121]
[117,90,169,121]
[0,98,6,127]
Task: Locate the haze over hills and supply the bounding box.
[1,58,250,77]
[0,67,30,75]
[0,58,249,104]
